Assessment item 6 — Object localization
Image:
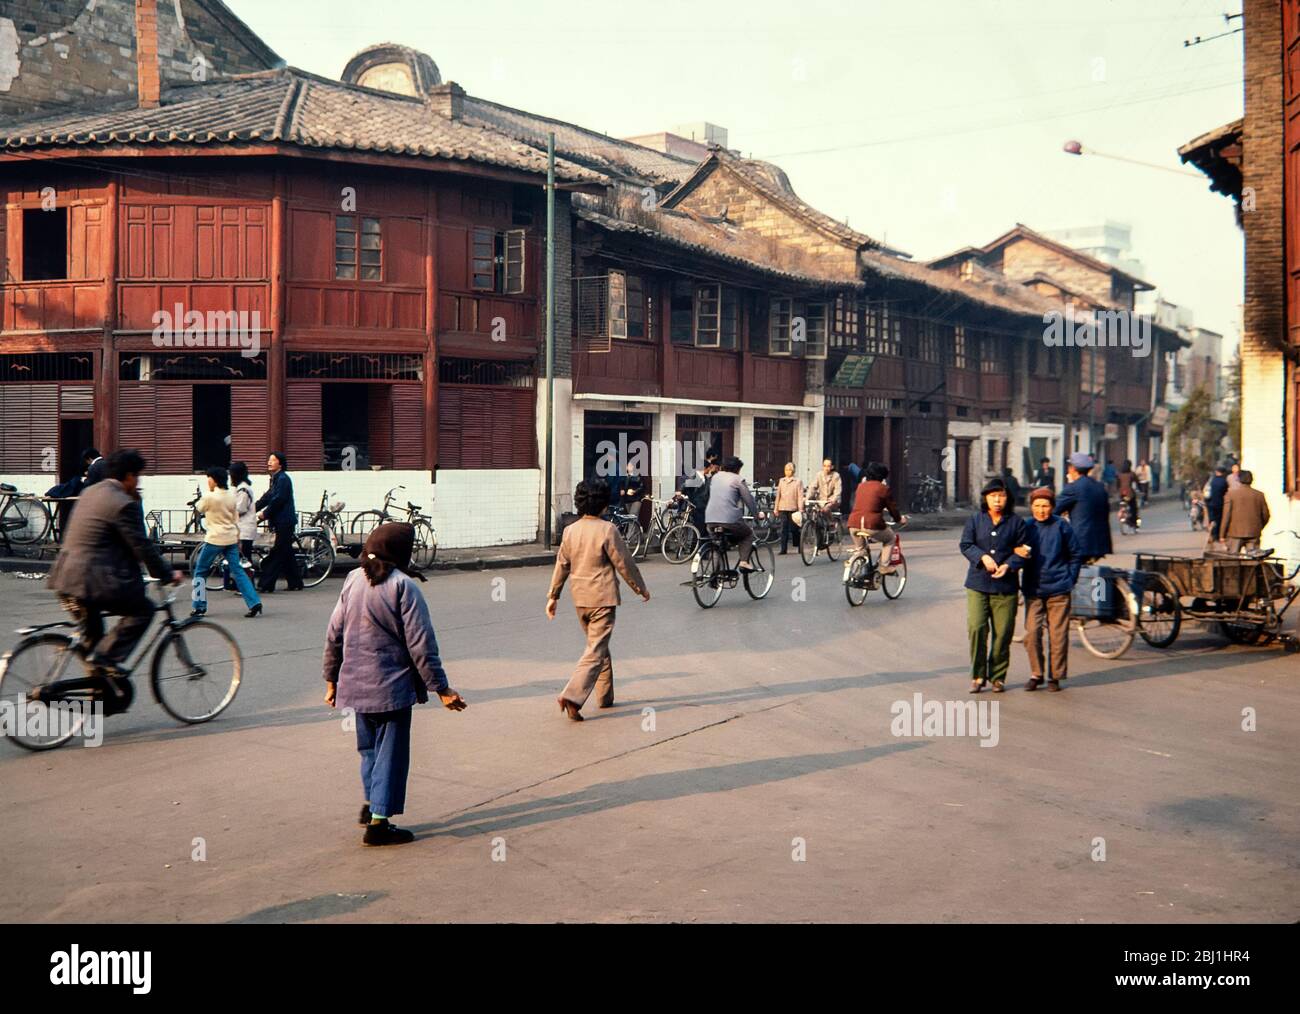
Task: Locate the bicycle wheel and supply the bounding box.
[151,619,242,723]
[616,516,644,557]
[691,544,724,609]
[1,495,52,545]
[825,518,848,561]
[411,520,438,570]
[844,556,869,607]
[295,533,335,588]
[743,544,775,600]
[662,521,699,564]
[799,518,819,565]
[0,633,88,750]
[1074,578,1137,659]
[881,558,908,600]
[1137,573,1181,648]
[189,543,225,594]
[349,510,388,538]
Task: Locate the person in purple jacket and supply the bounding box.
[323,523,467,847]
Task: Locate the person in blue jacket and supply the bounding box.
[1053,451,1112,562]
[255,451,304,593]
[1204,465,1229,547]
[960,477,1028,694]
[1019,487,1083,692]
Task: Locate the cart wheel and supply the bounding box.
[1138,573,1181,648]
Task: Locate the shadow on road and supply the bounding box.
[412,741,924,839]
[229,890,388,923]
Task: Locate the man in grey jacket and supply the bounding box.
[705,456,762,570]
[46,449,180,707]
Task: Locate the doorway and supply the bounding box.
[59,418,94,482]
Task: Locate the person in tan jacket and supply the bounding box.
[191,466,262,619]
[775,462,804,555]
[546,479,650,721]
[1219,470,1271,554]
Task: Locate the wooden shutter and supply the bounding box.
[117,384,157,461]
[230,384,269,467]
[154,385,194,474]
[0,385,57,472]
[437,386,534,469]
[437,387,462,468]
[367,385,393,468]
[285,381,323,469]
[391,385,425,468]
[60,385,94,415]
[506,388,537,468]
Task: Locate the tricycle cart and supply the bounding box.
[1134,551,1300,653]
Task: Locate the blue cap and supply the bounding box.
[1069,451,1094,470]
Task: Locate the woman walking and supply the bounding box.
[256,451,303,592]
[959,477,1027,693]
[225,460,259,591]
[546,479,649,721]
[775,462,804,555]
[1020,487,1083,692]
[323,523,467,846]
[190,466,262,619]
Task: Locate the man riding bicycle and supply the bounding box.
[704,456,762,571]
[808,459,842,516]
[846,462,905,574]
[44,448,182,712]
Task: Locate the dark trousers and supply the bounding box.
[1024,594,1071,681]
[1207,508,1223,544]
[258,523,302,591]
[59,593,153,669]
[356,708,412,819]
[712,521,755,563]
[779,510,797,552]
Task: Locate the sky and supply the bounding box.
[228,0,1246,344]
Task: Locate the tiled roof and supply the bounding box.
[461,95,699,186]
[860,247,1064,323]
[0,69,604,184]
[575,205,863,289]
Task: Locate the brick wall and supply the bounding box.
[0,0,277,118]
[1001,240,1114,306]
[1241,0,1300,545]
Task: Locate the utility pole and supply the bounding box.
[1089,349,1096,458]
[543,132,556,549]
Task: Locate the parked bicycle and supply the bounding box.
[0,482,53,547]
[350,486,437,568]
[0,577,242,750]
[751,484,778,546]
[686,522,775,609]
[308,489,347,540]
[606,502,645,557]
[191,526,335,590]
[843,520,908,605]
[909,474,944,514]
[635,493,699,564]
[798,498,848,565]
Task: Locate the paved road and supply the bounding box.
[0,500,1296,923]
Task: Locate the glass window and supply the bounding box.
[334,215,357,280]
[695,284,721,347]
[670,279,694,345]
[769,297,792,355]
[720,288,739,350]
[471,227,495,290]
[608,271,628,339]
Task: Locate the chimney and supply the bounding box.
[135,0,161,109]
[426,82,464,120]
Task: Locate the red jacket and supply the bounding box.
[847,480,901,531]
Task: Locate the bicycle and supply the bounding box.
[751,484,778,545]
[843,520,908,605]
[635,494,699,564]
[191,525,336,591]
[308,489,347,541]
[0,482,53,547]
[798,499,848,565]
[606,502,645,557]
[350,486,437,569]
[909,475,944,514]
[686,522,775,609]
[0,578,242,750]
[1118,495,1140,536]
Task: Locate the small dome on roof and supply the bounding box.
[341,44,442,97]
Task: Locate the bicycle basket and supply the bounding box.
[329,499,346,513]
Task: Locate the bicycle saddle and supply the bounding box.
[0,482,16,493]
[407,502,421,512]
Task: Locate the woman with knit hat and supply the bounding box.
[323,522,466,846]
[1019,486,1083,692]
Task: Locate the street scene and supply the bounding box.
[0,0,1296,974]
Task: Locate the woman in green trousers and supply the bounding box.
[958,478,1029,693]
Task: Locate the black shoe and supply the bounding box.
[245,604,262,618]
[97,672,135,716]
[190,609,206,618]
[363,820,414,846]
[358,805,372,826]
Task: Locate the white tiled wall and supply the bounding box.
[7,468,542,551]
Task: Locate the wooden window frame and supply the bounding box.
[800,301,828,359]
[769,297,793,356]
[694,283,721,348]
[954,324,968,370]
[471,227,526,294]
[335,215,382,281]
